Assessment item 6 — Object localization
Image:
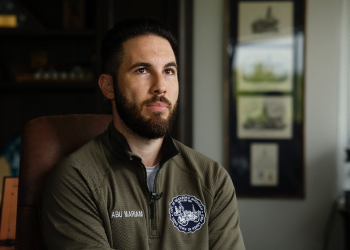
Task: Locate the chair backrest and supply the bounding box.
[15,114,112,250]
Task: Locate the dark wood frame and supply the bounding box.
[0,177,18,248]
[177,0,193,147]
[224,0,306,198]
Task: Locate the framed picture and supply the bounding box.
[0,177,18,247]
[224,0,305,198]
[250,143,279,186]
[235,44,294,92]
[238,1,294,43]
[237,95,293,139]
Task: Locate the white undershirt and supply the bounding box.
[145,164,160,192]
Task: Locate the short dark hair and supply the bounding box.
[101,18,177,80]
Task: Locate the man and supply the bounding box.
[41,18,245,250]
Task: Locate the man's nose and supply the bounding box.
[151,72,166,95]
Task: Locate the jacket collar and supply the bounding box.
[101,122,179,165]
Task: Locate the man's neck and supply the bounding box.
[112,119,163,167]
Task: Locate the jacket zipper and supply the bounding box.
[145,164,163,236]
[150,192,163,231]
[141,163,162,236]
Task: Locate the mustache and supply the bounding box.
[141,96,172,109]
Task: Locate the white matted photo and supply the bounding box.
[237,95,293,139]
[250,143,279,186]
[238,1,294,43]
[235,43,293,92]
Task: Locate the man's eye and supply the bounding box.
[135,68,147,73]
[165,69,175,75]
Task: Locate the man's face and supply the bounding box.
[114,35,179,140]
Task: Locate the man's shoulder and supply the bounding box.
[50,135,110,189]
[171,139,229,182]
[172,139,215,165]
[60,136,104,166]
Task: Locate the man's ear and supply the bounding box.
[98,74,115,100]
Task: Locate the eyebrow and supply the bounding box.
[128,61,178,71]
[164,62,178,68]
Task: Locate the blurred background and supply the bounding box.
[0,0,349,249]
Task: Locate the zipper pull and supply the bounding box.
[150,192,163,220]
[151,192,163,200]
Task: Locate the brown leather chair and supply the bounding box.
[15,114,112,250]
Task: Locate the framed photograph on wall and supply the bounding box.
[224,0,305,198]
[237,95,293,139]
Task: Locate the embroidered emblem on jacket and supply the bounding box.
[111,211,143,218]
[169,194,206,233]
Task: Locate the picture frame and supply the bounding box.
[0,177,18,249]
[63,0,86,29]
[224,0,305,198]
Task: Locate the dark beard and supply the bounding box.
[114,87,177,140]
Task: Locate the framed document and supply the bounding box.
[225,0,305,198]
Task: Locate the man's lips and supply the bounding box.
[145,102,169,112]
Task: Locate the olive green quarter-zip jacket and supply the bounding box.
[41,123,245,250]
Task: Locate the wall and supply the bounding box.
[193,0,344,249]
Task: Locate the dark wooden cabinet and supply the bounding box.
[0,0,193,152]
[0,0,101,151]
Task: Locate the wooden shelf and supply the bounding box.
[0,28,96,38]
[0,81,97,90]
